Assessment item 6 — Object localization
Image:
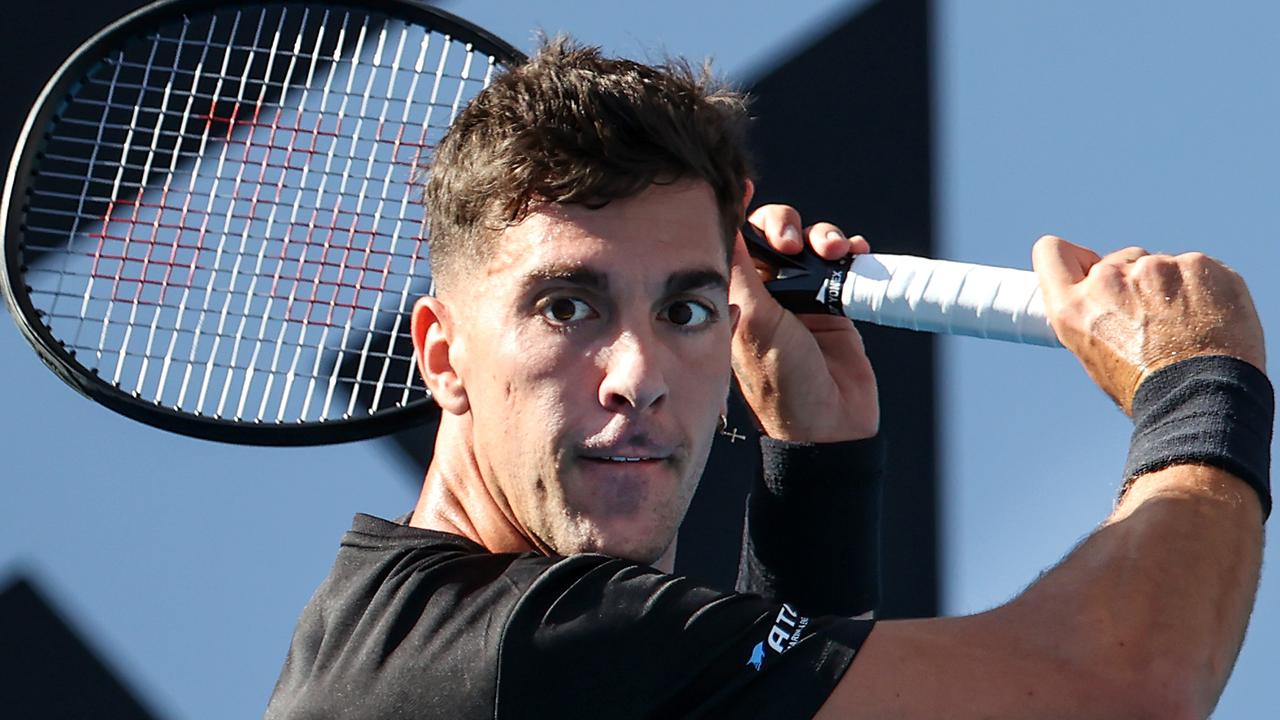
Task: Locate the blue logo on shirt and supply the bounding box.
[747,642,765,671]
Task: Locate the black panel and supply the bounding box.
[0,575,160,719]
[679,0,939,618]
[674,386,763,591]
[0,1,153,173]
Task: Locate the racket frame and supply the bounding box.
[1,0,526,445]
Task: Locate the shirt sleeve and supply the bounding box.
[496,553,874,720]
[736,435,885,618]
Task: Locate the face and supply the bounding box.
[439,181,735,563]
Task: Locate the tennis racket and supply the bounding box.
[2,0,523,444]
[744,231,1061,348]
[2,0,1057,448]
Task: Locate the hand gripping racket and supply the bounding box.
[1,0,524,444]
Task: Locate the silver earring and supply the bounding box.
[717,415,746,443]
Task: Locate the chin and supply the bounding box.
[577,513,680,565]
[592,535,671,566]
[549,460,699,564]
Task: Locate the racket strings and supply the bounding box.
[21,3,499,423]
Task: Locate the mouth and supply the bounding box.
[580,454,669,465]
[578,443,675,467]
[577,425,679,470]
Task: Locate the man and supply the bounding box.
[267,40,1271,719]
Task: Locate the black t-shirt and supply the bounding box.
[266,437,883,719]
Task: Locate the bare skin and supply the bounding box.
[411,176,1265,718]
[408,180,874,571]
[816,236,1266,719]
[732,197,879,441]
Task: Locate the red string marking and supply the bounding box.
[91,189,154,305]
[87,85,437,322]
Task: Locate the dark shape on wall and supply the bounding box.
[678,0,940,618]
[0,575,161,719]
[0,1,154,172]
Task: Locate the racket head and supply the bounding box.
[2,0,525,445]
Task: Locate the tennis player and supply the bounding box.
[267,39,1271,719]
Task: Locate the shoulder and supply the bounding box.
[497,554,874,719]
[267,513,558,719]
[268,514,875,720]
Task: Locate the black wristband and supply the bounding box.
[738,435,885,618]
[1123,355,1274,520]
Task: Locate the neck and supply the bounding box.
[409,414,539,555]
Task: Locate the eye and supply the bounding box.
[661,300,715,328]
[540,296,596,325]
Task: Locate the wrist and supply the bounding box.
[759,434,885,496]
[1121,355,1273,520]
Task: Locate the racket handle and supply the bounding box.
[840,254,1061,347]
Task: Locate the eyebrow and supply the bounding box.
[520,265,728,295]
[523,266,609,292]
[664,268,729,296]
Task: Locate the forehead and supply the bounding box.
[483,181,728,286]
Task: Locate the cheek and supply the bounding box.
[685,327,734,393]
[479,328,592,431]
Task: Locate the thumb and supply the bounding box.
[1032,234,1099,307]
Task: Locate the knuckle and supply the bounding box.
[1131,254,1172,274]
[1130,254,1156,270]
[1087,261,1124,281]
[1177,251,1223,276]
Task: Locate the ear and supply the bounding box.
[411,295,470,415]
[741,178,756,217]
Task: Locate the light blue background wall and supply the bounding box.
[937,4,1279,718]
[1,2,1274,717]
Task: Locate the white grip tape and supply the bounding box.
[842,254,1062,347]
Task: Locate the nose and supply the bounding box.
[597,330,668,413]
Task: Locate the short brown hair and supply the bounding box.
[425,37,752,290]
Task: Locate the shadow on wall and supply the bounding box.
[0,572,161,719]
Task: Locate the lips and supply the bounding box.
[579,451,672,464]
[573,417,683,473]
[577,437,676,466]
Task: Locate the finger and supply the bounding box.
[806,222,850,260]
[747,204,804,254]
[847,234,871,255]
[1032,234,1098,304]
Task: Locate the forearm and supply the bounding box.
[1010,463,1263,718]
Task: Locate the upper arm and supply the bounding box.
[499,554,873,718]
[813,612,1153,720]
